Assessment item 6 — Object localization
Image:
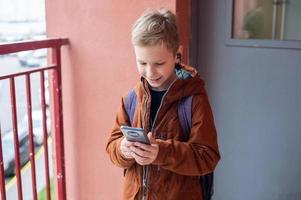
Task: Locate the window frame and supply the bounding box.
[225,0,301,50]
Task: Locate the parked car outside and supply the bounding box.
[5,109,51,147]
[2,132,30,177]
[18,109,51,145]
[1,109,50,177]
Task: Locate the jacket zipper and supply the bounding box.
[142,90,149,200]
[141,78,177,200]
[150,79,177,174]
[142,166,147,200]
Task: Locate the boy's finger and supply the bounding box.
[131,151,148,160]
[130,145,151,158]
[131,152,152,165]
[147,132,157,144]
[134,142,153,151]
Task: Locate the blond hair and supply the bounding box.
[131,8,179,55]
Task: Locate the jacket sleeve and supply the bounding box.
[152,94,220,176]
[106,97,136,168]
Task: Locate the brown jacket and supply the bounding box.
[106,73,220,200]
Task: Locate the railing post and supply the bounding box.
[9,77,23,200]
[25,74,38,200]
[51,46,67,200]
[40,71,52,200]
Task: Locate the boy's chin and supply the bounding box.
[149,83,167,91]
[147,78,161,86]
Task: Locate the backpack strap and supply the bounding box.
[178,95,214,200]
[125,89,137,126]
[123,89,137,177]
[178,95,193,141]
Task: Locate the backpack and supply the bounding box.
[125,89,214,200]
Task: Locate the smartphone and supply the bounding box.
[120,125,150,145]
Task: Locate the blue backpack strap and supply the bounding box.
[178,95,193,141]
[125,89,137,126]
[178,95,214,200]
[123,89,137,177]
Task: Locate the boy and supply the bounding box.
[106,9,220,200]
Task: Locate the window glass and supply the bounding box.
[232,0,301,40]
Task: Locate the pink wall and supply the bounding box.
[46,1,178,199]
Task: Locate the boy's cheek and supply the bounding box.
[139,73,146,79]
[137,68,145,76]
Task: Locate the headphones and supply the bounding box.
[176,53,182,62]
[175,53,182,70]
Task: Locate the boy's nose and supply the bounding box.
[145,65,156,77]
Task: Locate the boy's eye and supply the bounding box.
[156,62,165,66]
[139,62,147,66]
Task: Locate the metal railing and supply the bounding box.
[0,38,68,200]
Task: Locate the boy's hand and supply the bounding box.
[130,132,159,165]
[120,137,134,159]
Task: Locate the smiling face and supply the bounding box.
[134,44,177,91]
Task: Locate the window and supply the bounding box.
[225,0,301,49]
